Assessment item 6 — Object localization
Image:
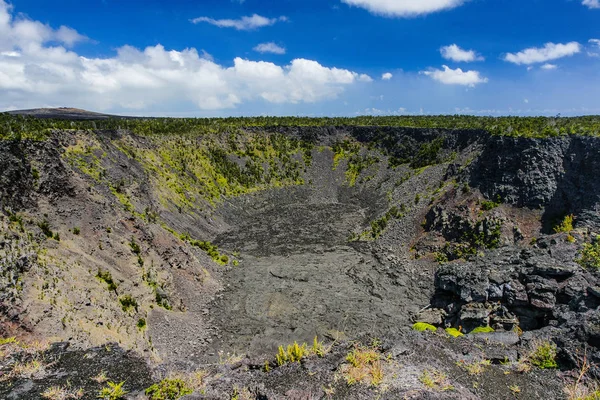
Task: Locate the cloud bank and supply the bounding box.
[341,0,465,17]
[0,1,371,112]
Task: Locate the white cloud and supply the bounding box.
[504,42,581,65]
[190,14,287,31]
[589,39,600,57]
[0,1,371,112]
[421,65,488,87]
[253,42,286,54]
[381,72,393,80]
[541,63,557,70]
[440,44,483,62]
[341,0,465,16]
[582,0,600,9]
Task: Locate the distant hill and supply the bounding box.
[6,107,123,120]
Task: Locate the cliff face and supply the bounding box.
[0,126,599,399]
[469,135,600,229]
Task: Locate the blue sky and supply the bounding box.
[1,0,599,116]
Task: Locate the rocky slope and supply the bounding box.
[0,124,599,399]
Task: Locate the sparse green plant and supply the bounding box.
[97,381,127,400]
[145,378,193,400]
[470,326,495,334]
[554,214,575,233]
[435,252,449,264]
[53,232,60,241]
[344,344,383,386]
[458,359,491,375]
[419,369,454,391]
[481,196,501,211]
[91,371,108,383]
[445,328,463,337]
[578,237,600,270]
[96,269,118,292]
[412,322,437,332]
[137,318,147,330]
[11,359,43,378]
[276,341,307,365]
[129,238,141,255]
[73,227,80,235]
[42,386,84,399]
[529,340,558,369]
[312,336,325,357]
[0,337,17,346]
[510,385,521,394]
[38,220,53,238]
[119,295,138,312]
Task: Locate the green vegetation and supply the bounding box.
[96,269,118,292]
[367,206,403,239]
[38,220,53,238]
[0,337,17,346]
[440,218,503,260]
[470,326,495,334]
[137,318,147,330]
[352,205,404,241]
[3,113,600,141]
[554,214,575,233]
[344,344,383,386]
[481,196,502,211]
[98,381,127,400]
[72,227,80,235]
[189,239,227,265]
[118,295,138,312]
[445,328,464,337]
[458,359,492,375]
[145,378,193,400]
[419,369,454,391]
[412,322,437,332]
[529,341,558,369]
[578,237,600,269]
[411,137,444,168]
[276,341,307,365]
[143,269,172,310]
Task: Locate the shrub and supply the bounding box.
[554,214,574,233]
[445,328,463,337]
[344,345,383,386]
[119,295,138,312]
[529,341,558,369]
[145,378,193,400]
[98,381,127,400]
[38,220,53,238]
[578,238,600,270]
[481,197,501,211]
[137,318,147,330]
[73,227,80,235]
[412,322,437,332]
[312,336,325,357]
[276,341,307,365]
[96,269,118,292]
[470,326,495,334]
[129,238,141,255]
